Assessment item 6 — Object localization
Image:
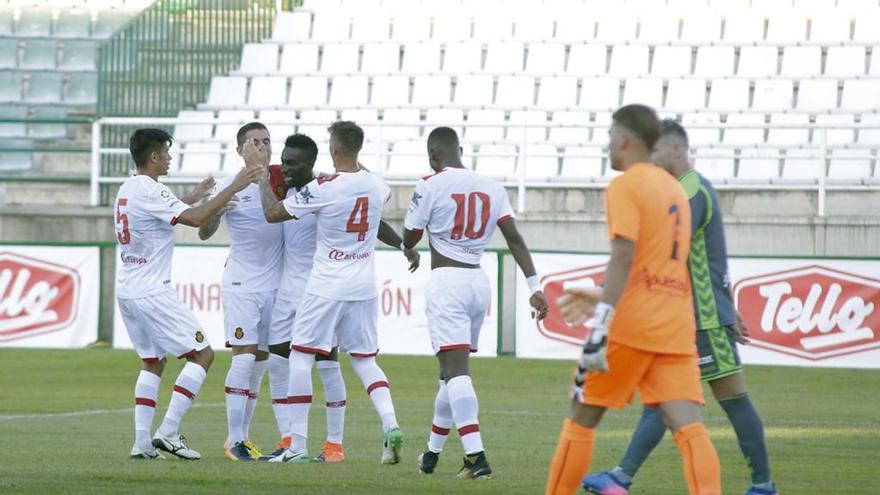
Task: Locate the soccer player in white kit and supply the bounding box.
[197,122,283,461]
[402,127,549,479]
[257,121,417,465]
[115,128,261,460]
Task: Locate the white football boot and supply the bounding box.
[152,433,201,460]
[130,444,165,460]
[267,448,310,464]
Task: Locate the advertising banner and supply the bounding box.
[0,246,99,348]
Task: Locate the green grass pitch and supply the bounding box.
[1,349,877,494]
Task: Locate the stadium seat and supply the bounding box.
[356,140,387,172]
[16,8,52,37]
[608,45,649,77]
[362,43,400,73]
[341,108,378,125]
[737,148,780,181]
[781,149,823,181]
[386,140,425,178]
[207,77,247,107]
[809,13,852,43]
[55,9,91,38]
[825,46,866,77]
[476,144,517,178]
[522,144,558,179]
[536,76,577,108]
[566,44,608,76]
[723,12,765,43]
[814,114,855,145]
[638,14,679,43]
[766,13,808,42]
[525,43,565,75]
[589,112,612,144]
[0,38,16,69]
[26,72,63,103]
[20,39,57,69]
[311,15,350,42]
[579,78,620,110]
[443,42,483,73]
[297,109,337,138]
[485,42,525,73]
[248,76,287,107]
[738,46,778,77]
[433,14,472,42]
[508,110,548,143]
[858,113,880,145]
[454,74,493,105]
[28,106,67,139]
[279,44,318,74]
[272,11,311,42]
[708,79,748,111]
[682,112,720,146]
[239,43,278,74]
[870,48,880,76]
[0,138,33,170]
[780,47,821,78]
[853,11,880,42]
[694,46,734,77]
[371,75,410,106]
[214,110,254,141]
[621,78,663,108]
[380,108,421,141]
[93,10,131,38]
[767,113,810,145]
[0,105,26,138]
[402,43,441,73]
[473,15,513,41]
[828,148,872,181]
[425,108,464,136]
[513,14,554,42]
[723,113,765,145]
[0,9,12,36]
[412,75,451,105]
[328,75,368,106]
[495,75,535,106]
[555,15,597,42]
[666,78,706,110]
[174,110,215,142]
[350,13,389,42]
[796,79,837,111]
[651,46,691,78]
[391,13,431,42]
[59,40,96,70]
[560,146,603,180]
[0,72,22,102]
[595,15,637,43]
[549,111,590,144]
[681,12,722,43]
[466,109,505,142]
[841,79,880,110]
[752,79,794,111]
[320,43,358,73]
[694,148,735,180]
[288,76,328,107]
[180,142,222,176]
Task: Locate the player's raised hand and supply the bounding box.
[530,291,548,320]
[193,176,215,199]
[731,311,750,344]
[231,164,264,191]
[241,137,270,167]
[557,286,603,327]
[403,247,420,272]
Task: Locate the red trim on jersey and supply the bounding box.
[291,345,331,356]
[497,214,513,225]
[271,398,289,405]
[317,174,339,185]
[458,424,480,436]
[173,385,195,399]
[135,397,157,408]
[431,424,451,436]
[350,350,379,358]
[422,168,448,181]
[170,217,178,226]
[408,228,424,234]
[289,395,312,404]
[326,400,347,408]
[248,392,258,399]
[225,341,231,348]
[438,344,472,353]
[177,349,196,359]
[141,357,160,363]
[225,386,250,396]
[366,380,389,395]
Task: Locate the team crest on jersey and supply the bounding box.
[296,186,313,204]
[410,191,422,208]
[234,327,244,339]
[195,331,205,343]
[159,188,171,200]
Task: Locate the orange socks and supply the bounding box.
[673,422,722,495]
[545,418,596,495]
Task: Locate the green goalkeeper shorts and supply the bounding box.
[696,325,743,382]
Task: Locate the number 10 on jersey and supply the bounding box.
[451,192,491,240]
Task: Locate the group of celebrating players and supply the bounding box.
[114,104,778,495]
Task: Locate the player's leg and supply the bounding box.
[266,296,296,456]
[700,327,776,495]
[314,347,346,463]
[420,374,452,474]
[240,291,275,457]
[222,292,263,460]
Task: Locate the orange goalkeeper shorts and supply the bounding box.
[578,341,704,409]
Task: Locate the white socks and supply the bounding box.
[225,353,255,445]
[268,353,290,439]
[242,358,268,440]
[157,362,206,438]
[428,380,453,454]
[288,350,315,451]
[134,370,161,450]
[447,375,483,455]
[317,360,346,444]
[351,356,398,434]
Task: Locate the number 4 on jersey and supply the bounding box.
[346,196,370,241]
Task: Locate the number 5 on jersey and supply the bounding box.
[346,196,369,241]
[116,199,131,245]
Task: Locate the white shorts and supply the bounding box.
[269,295,299,346]
[426,267,491,355]
[291,293,378,357]
[118,290,209,362]
[223,290,275,351]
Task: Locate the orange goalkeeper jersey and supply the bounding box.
[604,162,696,355]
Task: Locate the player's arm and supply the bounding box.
[378,220,420,272]
[498,217,548,320]
[180,176,215,205]
[258,171,295,223]
[176,167,261,227]
[402,180,430,250]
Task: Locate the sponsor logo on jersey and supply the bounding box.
[296,186,314,204]
[328,249,372,261]
[195,330,205,343]
[532,263,607,347]
[409,191,422,210]
[0,252,80,342]
[234,327,244,339]
[734,265,880,360]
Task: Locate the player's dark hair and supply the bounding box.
[660,119,689,149]
[427,126,460,151]
[129,128,173,168]
[236,121,269,146]
[612,104,662,150]
[284,133,319,158]
[327,120,364,156]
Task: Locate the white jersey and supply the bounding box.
[404,167,514,265]
[282,170,390,301]
[277,186,317,304]
[114,175,190,299]
[212,174,283,293]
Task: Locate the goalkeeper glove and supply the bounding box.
[571,302,615,399]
